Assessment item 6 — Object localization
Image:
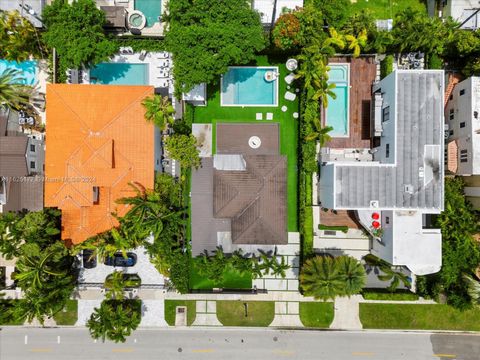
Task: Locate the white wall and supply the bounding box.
[26,136,45,175]
[444,0,480,29]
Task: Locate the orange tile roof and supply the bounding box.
[45,84,155,244]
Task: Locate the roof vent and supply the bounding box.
[404,184,414,194]
[369,200,379,208]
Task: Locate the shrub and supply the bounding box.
[380,55,394,79]
[428,53,443,69]
[272,13,302,50]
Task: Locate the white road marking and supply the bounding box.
[24,335,28,345]
[134,338,137,343]
[57,336,61,344]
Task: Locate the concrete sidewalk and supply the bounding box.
[330,296,363,330]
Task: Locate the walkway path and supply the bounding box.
[330,296,362,330]
[270,301,303,327]
[192,300,221,326]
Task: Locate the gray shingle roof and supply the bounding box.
[334,71,444,211]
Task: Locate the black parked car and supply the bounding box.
[83,249,97,269]
[104,252,137,267]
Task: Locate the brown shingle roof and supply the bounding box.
[0,136,28,176]
[213,123,287,245]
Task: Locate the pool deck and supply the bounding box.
[323,56,377,149]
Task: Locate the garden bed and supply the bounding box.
[361,289,419,301]
[189,259,252,290]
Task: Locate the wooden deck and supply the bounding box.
[320,210,362,229]
[324,56,377,149]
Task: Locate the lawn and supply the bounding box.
[299,302,334,328]
[164,300,196,326]
[216,301,275,326]
[192,55,299,232]
[350,0,426,19]
[189,258,252,290]
[360,304,480,331]
[53,300,78,325]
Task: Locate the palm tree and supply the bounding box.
[305,121,333,146]
[270,256,290,278]
[0,69,33,110]
[87,300,141,343]
[300,256,344,300]
[337,255,366,296]
[141,95,174,131]
[345,29,368,58]
[104,271,126,300]
[363,254,411,292]
[464,274,480,305]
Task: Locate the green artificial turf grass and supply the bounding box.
[216,300,275,326]
[189,258,252,290]
[193,55,299,231]
[299,302,335,328]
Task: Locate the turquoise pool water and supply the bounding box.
[134,0,161,27]
[221,67,277,106]
[326,64,349,137]
[0,60,37,85]
[89,63,148,85]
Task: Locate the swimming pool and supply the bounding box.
[89,63,149,85]
[134,0,161,27]
[326,64,350,137]
[221,66,278,106]
[0,60,37,86]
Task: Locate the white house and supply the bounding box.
[252,0,303,26]
[441,0,480,29]
[319,70,445,275]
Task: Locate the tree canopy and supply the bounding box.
[42,0,117,69]
[164,0,265,94]
[164,134,201,170]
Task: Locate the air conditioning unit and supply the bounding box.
[369,200,379,208]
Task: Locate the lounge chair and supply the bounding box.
[139,50,147,61]
[255,113,263,121]
[284,91,296,101]
[285,73,295,85]
[266,113,273,120]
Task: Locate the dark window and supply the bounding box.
[460,89,466,96]
[386,144,390,158]
[449,130,454,136]
[382,106,390,122]
[29,161,35,169]
[385,216,390,225]
[449,108,454,121]
[460,122,466,128]
[460,149,468,163]
[450,94,453,100]
[30,144,35,152]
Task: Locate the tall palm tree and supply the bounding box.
[305,121,333,146]
[300,256,344,300]
[337,255,366,296]
[104,271,126,300]
[141,94,174,131]
[363,254,411,292]
[0,69,33,110]
[464,274,480,305]
[270,256,290,278]
[87,300,141,343]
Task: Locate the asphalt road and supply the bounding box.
[1,327,479,360]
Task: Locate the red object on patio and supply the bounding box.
[371,212,380,220]
[372,221,380,229]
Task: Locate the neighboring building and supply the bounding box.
[440,0,480,29]
[0,110,44,213]
[445,75,480,208]
[191,123,287,256]
[319,70,445,275]
[44,84,158,245]
[0,0,44,28]
[252,0,303,27]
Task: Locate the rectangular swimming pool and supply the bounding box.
[89,63,148,85]
[326,64,350,137]
[0,60,37,86]
[134,0,161,27]
[221,66,278,107]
